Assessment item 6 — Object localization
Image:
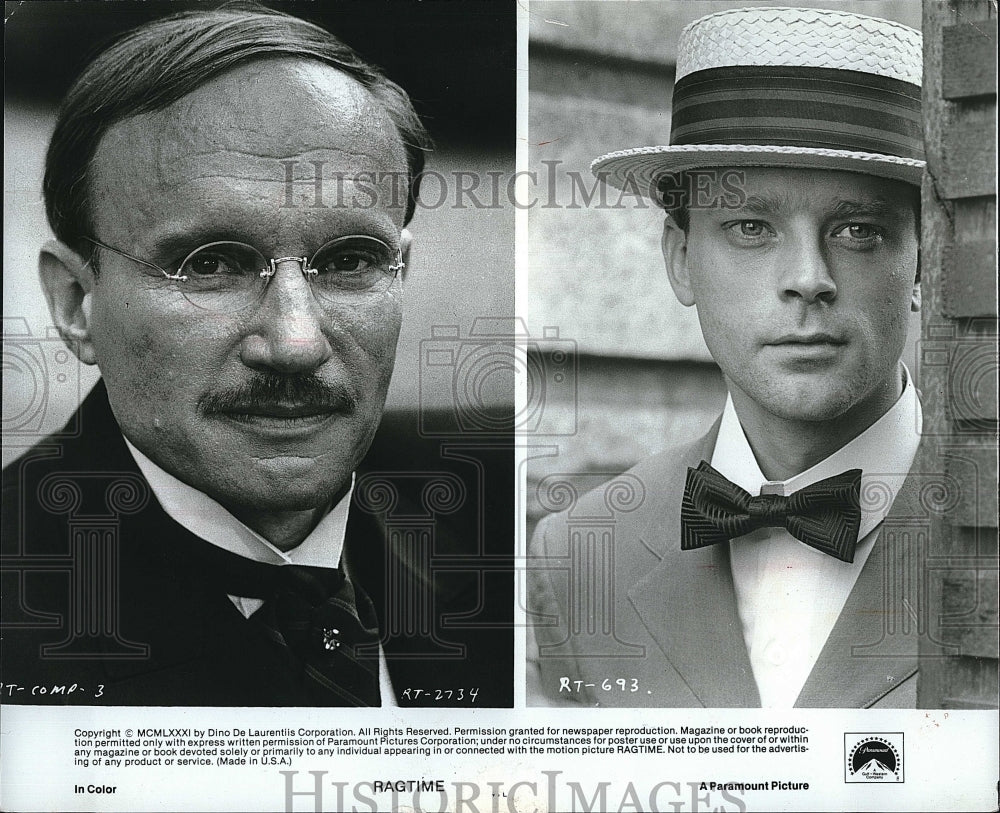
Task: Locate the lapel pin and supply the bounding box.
[322,628,341,651]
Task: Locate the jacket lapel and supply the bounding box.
[626,420,761,707]
[98,497,259,686]
[794,452,924,707]
[792,542,916,707]
[628,540,761,707]
[61,384,289,695]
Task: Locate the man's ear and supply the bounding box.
[910,249,922,312]
[38,239,99,365]
[661,216,695,306]
[399,228,413,282]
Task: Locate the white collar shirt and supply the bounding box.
[710,367,922,708]
[123,438,396,706]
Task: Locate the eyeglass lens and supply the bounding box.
[176,236,400,312]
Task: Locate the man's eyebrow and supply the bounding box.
[828,199,894,219]
[735,193,790,215]
[727,195,898,219]
[145,220,403,260]
[146,226,232,258]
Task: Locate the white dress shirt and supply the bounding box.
[711,367,922,708]
[123,439,396,706]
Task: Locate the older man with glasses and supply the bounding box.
[2,5,507,707]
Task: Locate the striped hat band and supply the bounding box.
[591,7,925,190]
[670,65,923,161]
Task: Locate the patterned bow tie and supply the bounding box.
[681,461,863,562]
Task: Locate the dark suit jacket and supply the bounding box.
[528,420,923,708]
[1,381,512,706]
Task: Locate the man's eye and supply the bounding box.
[324,251,373,274]
[833,223,882,241]
[178,244,262,277]
[183,253,237,276]
[312,239,392,277]
[723,220,774,242]
[307,236,397,293]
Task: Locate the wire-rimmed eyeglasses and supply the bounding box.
[82,235,404,313]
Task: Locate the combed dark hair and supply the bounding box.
[654,172,690,232]
[44,5,430,251]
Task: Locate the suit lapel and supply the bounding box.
[62,386,287,695]
[99,502,255,685]
[625,420,761,707]
[793,541,915,707]
[628,539,760,707]
[795,451,924,707]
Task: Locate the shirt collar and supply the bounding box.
[122,438,353,569]
[710,364,922,538]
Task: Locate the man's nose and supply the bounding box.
[239,259,334,373]
[779,237,837,304]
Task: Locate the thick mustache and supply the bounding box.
[201,375,355,414]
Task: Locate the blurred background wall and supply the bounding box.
[525,0,924,535]
[3,0,514,468]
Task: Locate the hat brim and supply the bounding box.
[591,144,925,196]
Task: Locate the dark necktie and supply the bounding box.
[173,536,381,706]
[681,460,863,562]
[254,564,381,707]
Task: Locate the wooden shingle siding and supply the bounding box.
[918,0,998,710]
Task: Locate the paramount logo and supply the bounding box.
[845,733,904,784]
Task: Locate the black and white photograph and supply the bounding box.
[524,0,998,713]
[3,0,515,709]
[1,0,997,811]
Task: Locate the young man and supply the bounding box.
[528,6,926,708]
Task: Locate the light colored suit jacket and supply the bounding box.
[527,420,924,708]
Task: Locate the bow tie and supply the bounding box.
[681,461,863,562]
[260,564,381,707]
[167,533,381,705]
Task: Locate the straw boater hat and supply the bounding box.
[591,6,924,195]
